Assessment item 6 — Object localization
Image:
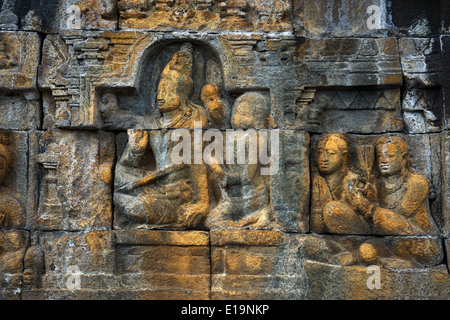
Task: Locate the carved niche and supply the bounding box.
[112,41,282,231]
[310,133,443,268]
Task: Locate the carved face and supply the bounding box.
[157,76,182,113]
[377,143,405,176]
[317,140,345,175]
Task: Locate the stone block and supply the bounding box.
[402,88,444,133]
[0,91,41,130]
[293,0,388,38]
[211,230,307,299]
[118,0,292,33]
[441,132,450,238]
[398,37,441,88]
[270,130,310,232]
[0,31,40,90]
[30,130,115,231]
[309,88,403,134]
[22,230,117,299]
[115,230,210,300]
[305,261,450,300]
[294,37,402,87]
[441,36,450,128]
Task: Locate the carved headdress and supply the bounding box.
[164,42,194,75]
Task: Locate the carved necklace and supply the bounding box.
[380,171,408,194]
[159,106,191,128]
[327,168,347,199]
[379,172,408,209]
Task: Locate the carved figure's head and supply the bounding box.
[375,135,409,177]
[157,43,194,113]
[201,83,219,106]
[231,92,270,129]
[316,133,349,175]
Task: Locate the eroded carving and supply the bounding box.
[23,244,45,289]
[201,83,230,130]
[0,37,18,69]
[114,43,212,229]
[0,131,23,229]
[34,130,115,230]
[206,92,273,230]
[311,133,442,267]
[157,43,207,129]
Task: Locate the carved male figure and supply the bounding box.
[114,43,209,229]
[311,133,374,235]
[344,135,441,266]
[157,42,207,129]
[346,135,438,236]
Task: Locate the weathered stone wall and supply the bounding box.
[1,0,450,300]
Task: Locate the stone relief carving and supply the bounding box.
[0,36,18,70]
[22,243,45,289]
[117,0,292,32]
[311,133,376,235]
[0,0,448,301]
[206,92,274,230]
[113,41,281,231]
[311,133,442,267]
[114,43,212,229]
[156,43,208,129]
[0,130,23,229]
[34,130,115,230]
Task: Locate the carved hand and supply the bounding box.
[178,202,209,228]
[344,186,367,210]
[128,129,148,155]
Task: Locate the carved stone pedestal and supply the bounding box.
[115,230,211,300]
